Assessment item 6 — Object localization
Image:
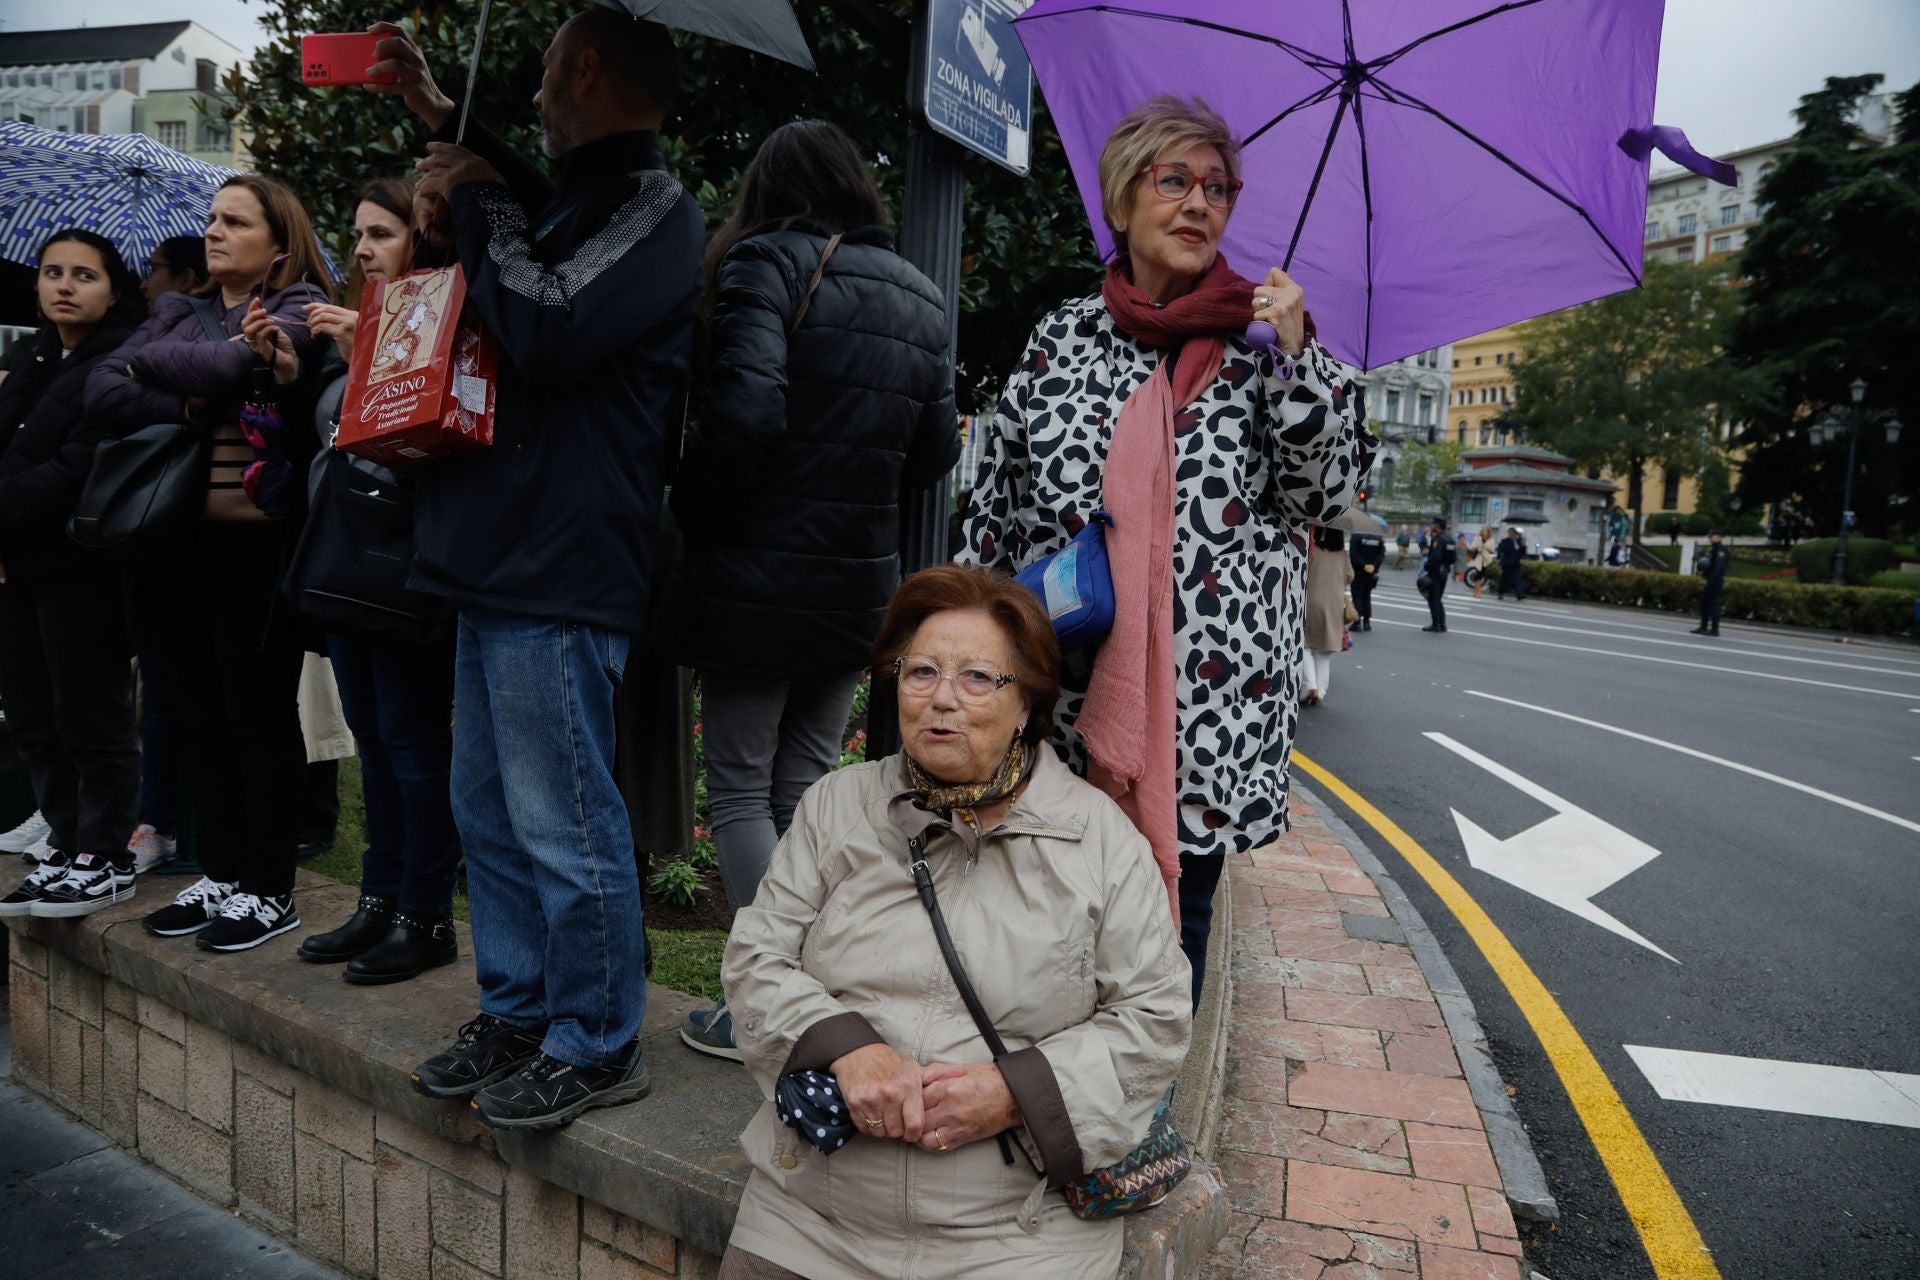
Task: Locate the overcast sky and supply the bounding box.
[4,0,1916,156]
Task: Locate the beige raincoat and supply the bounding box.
[721,748,1192,1279]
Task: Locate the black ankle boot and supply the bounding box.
[297,895,396,963]
[345,913,459,986]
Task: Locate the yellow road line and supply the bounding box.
[1292,751,1720,1280]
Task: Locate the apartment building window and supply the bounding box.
[1452,358,1460,369]
[1677,246,1694,264]
[1720,204,1739,226]
[1417,393,1433,426]
[1494,353,1503,365]
[1457,425,1469,444]
[156,121,188,149]
[1676,213,1696,235]
[1478,424,1494,445]
[1644,220,1659,242]
[1385,389,1401,422]
[1474,356,1482,365]
[1711,234,1732,253]
[1662,469,1682,509]
[1459,496,1487,521]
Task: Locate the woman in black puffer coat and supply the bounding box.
[659,120,959,1060]
[0,229,140,919]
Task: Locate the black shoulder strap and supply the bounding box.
[907,831,1029,1171]
[188,295,228,342]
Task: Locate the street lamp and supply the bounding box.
[1811,378,1903,585]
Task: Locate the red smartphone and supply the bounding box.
[300,33,394,87]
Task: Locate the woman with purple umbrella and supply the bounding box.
[960,96,1375,1004]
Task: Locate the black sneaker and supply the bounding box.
[143,876,237,936]
[471,1042,650,1131]
[31,853,136,918]
[195,892,300,951]
[413,1013,547,1099]
[0,850,73,918]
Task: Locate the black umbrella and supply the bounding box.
[454,0,815,140]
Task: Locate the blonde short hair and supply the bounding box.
[1098,94,1241,257]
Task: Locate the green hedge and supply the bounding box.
[1869,570,1920,593]
[1789,537,1898,587]
[1521,563,1918,636]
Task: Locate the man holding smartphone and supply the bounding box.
[366,10,703,1130]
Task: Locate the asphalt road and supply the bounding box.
[1292,562,1920,1280]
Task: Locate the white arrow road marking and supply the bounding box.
[1625,1045,1920,1129]
[1463,690,1920,837]
[1426,733,1678,962]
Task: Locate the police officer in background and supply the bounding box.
[1420,517,1456,633]
[1348,529,1385,630]
[1693,529,1730,637]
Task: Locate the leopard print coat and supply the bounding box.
[958,292,1376,858]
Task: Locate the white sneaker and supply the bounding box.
[2,810,51,855]
[128,824,179,874]
[22,833,54,864]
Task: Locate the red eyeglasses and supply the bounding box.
[1139,162,1243,211]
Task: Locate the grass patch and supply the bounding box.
[650,930,728,1002]
[309,761,721,991]
[1643,545,1793,580]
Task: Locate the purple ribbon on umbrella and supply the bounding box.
[1617,125,1738,186]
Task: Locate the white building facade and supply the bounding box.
[1355,344,1452,517]
[0,21,244,168]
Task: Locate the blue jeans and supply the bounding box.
[328,634,459,919]
[452,609,643,1068]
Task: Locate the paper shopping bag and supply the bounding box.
[336,263,496,465]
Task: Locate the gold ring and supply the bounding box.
[865,1118,883,1130]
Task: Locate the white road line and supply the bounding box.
[1461,691,1920,836]
[1373,599,1920,677]
[1376,594,1920,667]
[1371,617,1918,700]
[1625,1045,1920,1129]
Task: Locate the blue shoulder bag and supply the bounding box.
[1014,511,1115,652]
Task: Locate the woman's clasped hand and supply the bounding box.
[831,1044,1022,1151]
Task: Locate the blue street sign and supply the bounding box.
[918,0,1036,175]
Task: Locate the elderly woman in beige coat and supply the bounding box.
[719,565,1192,1280]
[1299,525,1352,706]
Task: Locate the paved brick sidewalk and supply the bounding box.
[1205,799,1532,1280]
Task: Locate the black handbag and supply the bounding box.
[65,420,211,561]
[66,297,231,561]
[282,444,450,648]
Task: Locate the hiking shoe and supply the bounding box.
[196,892,300,951]
[411,1013,547,1100]
[1,810,50,855]
[128,824,179,874]
[31,854,136,918]
[0,849,73,918]
[680,1002,743,1062]
[143,876,237,937]
[471,1042,650,1130]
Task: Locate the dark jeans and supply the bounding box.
[0,572,138,856]
[1498,562,1524,600]
[131,597,181,835]
[1426,571,1448,629]
[145,524,306,897]
[1351,572,1376,620]
[328,633,459,918]
[1178,851,1229,1010]
[1700,581,1723,630]
[453,608,643,1069]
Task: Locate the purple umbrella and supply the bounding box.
[1013,0,1733,370]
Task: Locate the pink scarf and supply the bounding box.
[1078,258,1257,926]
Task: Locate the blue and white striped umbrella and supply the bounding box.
[0,120,239,272]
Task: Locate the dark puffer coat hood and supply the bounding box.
[657,225,959,676]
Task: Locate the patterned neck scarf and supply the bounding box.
[904,738,1029,826]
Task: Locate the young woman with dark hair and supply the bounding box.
[87,174,337,952]
[0,229,144,917]
[292,177,465,985]
[659,120,961,1060]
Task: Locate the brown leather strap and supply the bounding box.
[790,232,843,333]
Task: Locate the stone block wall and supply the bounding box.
[8,935,719,1280]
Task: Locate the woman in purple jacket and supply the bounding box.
[87,174,335,953]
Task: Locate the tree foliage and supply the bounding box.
[228,0,1101,411]
[1726,76,1919,538]
[1393,439,1465,517]
[1509,258,1745,534]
